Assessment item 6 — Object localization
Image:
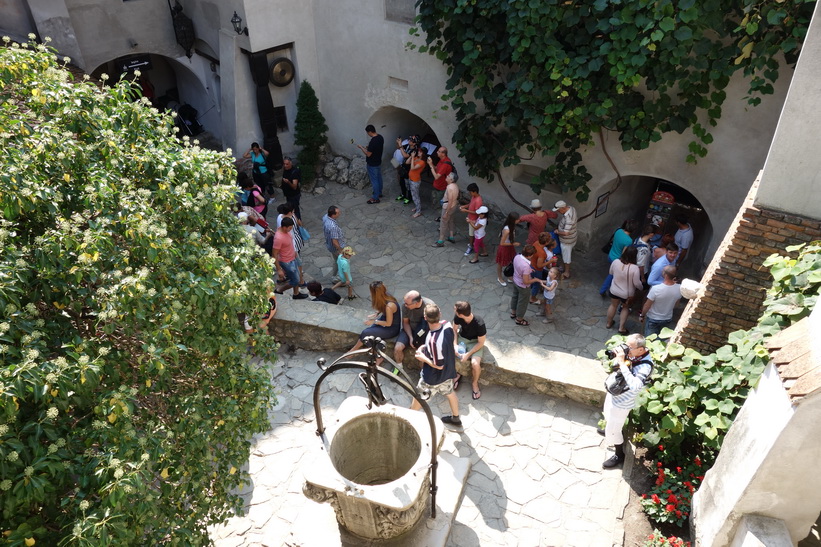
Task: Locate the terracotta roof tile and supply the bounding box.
[767,317,821,404]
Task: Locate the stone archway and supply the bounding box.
[365,106,441,201]
[366,106,440,149]
[598,175,714,279]
[90,53,219,142]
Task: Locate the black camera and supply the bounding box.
[605,343,629,360]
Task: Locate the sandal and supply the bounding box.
[447,237,456,243]
[472,390,482,400]
[618,329,629,335]
[479,253,489,257]
[515,318,530,326]
[510,312,517,319]
[453,374,461,390]
[348,295,357,300]
[469,259,479,264]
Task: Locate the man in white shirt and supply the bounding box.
[553,200,578,279]
[640,266,682,338]
[673,215,693,267]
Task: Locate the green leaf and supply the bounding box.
[647,400,665,414]
[659,17,676,33]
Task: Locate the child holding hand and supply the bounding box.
[468,206,489,263]
[539,267,560,323]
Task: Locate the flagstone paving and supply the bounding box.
[209,179,649,545]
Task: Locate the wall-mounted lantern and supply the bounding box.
[231,11,249,36]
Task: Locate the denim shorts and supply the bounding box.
[280,260,300,286]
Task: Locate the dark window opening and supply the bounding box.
[273,106,288,132]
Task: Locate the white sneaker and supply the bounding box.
[497,279,507,287]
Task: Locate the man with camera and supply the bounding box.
[600,333,654,469]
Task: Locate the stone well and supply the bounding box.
[303,396,444,540]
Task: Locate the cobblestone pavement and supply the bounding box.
[211,180,642,545]
[282,179,629,356]
[210,349,633,546]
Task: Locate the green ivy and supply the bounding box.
[0,40,277,544]
[412,0,813,200]
[600,241,821,462]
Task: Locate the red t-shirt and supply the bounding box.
[467,195,483,222]
[273,229,296,263]
[433,157,453,191]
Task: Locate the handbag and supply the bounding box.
[503,262,514,278]
[298,225,310,242]
[601,234,613,254]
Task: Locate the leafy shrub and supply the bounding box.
[0,39,277,544]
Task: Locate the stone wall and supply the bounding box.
[674,178,821,354]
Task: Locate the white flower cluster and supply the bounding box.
[46,407,59,419]
[0,424,8,435]
[79,500,90,511]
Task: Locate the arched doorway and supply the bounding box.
[366,106,441,200]
[91,54,220,144]
[366,106,440,149]
[597,175,713,279]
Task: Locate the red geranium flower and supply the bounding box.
[676,466,682,473]
[659,445,664,451]
[652,494,661,503]
[676,510,682,517]
[695,456,702,466]
[657,461,663,468]
[666,504,676,512]
[668,494,678,503]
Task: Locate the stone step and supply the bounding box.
[269,296,606,408]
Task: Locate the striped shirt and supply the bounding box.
[611,358,653,409]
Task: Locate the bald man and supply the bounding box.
[393,290,436,366]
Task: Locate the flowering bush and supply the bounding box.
[640,445,707,527]
[0,39,277,543]
[644,529,691,547]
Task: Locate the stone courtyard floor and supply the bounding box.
[210,179,656,545]
[209,349,635,547]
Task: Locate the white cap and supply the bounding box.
[530,199,542,209]
[237,212,249,223]
[476,206,489,214]
[553,200,567,211]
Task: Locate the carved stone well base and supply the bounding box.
[303,396,445,541]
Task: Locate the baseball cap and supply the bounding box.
[476,206,489,214]
[530,199,542,209]
[553,200,567,211]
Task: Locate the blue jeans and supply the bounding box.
[280,260,300,287]
[530,269,545,297]
[599,258,615,295]
[367,165,383,200]
[644,318,671,338]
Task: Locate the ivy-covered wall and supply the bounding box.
[675,178,821,353]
